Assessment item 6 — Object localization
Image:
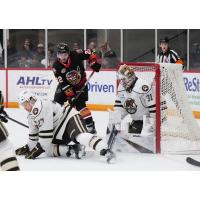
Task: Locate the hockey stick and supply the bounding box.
[65,71,95,117]
[186,157,200,167]
[107,125,119,150]
[122,138,153,153]
[4,114,29,128]
[0,110,29,128]
[74,71,95,101]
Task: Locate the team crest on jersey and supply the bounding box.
[32,108,39,115]
[142,85,149,92]
[61,68,66,74]
[65,70,81,85]
[124,98,137,114]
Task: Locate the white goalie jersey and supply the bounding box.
[109,77,156,153]
[114,77,156,121]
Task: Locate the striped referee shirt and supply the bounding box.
[157,49,181,63]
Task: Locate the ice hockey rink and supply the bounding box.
[3,108,200,171]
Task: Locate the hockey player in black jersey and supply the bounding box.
[52,43,101,134]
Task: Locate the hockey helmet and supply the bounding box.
[18,90,37,105]
[57,43,70,54]
[117,64,136,92]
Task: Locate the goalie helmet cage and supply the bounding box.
[120,62,200,154]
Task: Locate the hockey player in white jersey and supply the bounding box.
[15,90,115,163]
[107,64,156,153]
[0,91,20,171]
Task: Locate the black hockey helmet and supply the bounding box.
[57,43,70,54]
[160,37,169,43]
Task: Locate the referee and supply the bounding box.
[157,37,184,65]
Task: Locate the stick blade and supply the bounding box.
[186,157,200,167]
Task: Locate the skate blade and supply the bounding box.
[106,154,116,164]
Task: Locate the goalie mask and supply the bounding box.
[117,64,137,92]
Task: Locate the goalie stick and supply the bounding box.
[186,157,200,167]
[107,125,119,150]
[122,138,153,153]
[105,125,118,164]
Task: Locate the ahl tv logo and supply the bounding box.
[17,75,53,86]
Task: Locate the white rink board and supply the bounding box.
[7,70,58,102]
[0,69,6,98]
[4,69,200,112]
[7,70,117,105]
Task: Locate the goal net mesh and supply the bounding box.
[121,63,200,154]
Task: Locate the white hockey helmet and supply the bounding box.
[18,90,37,105]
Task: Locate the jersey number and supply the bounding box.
[57,76,63,83]
[84,49,92,55]
[146,94,153,102]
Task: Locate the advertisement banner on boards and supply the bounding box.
[6,69,200,112]
[7,70,117,106]
[7,70,58,102]
[183,72,200,112]
[86,71,116,105]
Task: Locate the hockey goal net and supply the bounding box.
[121,62,200,154]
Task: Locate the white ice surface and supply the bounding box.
[3,108,200,171]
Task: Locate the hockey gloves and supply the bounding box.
[25,143,45,159]
[16,144,30,156]
[0,114,8,123]
[0,107,8,123]
[63,85,77,106]
[90,62,101,72]
[89,53,101,72]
